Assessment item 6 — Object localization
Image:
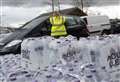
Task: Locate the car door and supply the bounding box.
[66,16,89,37]
[66,16,78,36]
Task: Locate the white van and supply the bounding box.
[80,15,111,34]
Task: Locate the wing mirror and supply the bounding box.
[4,40,22,48]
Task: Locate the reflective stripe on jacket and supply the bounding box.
[50,16,67,36]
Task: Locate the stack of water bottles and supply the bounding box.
[0,34,120,82]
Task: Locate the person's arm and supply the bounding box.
[46,18,52,35]
[64,17,68,30]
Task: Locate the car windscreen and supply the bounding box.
[66,17,77,26]
[75,17,87,26]
[20,16,49,29]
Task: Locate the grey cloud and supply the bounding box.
[1,0,28,6]
[75,0,120,7]
[0,0,120,7]
[0,0,46,7]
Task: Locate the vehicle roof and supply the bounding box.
[80,15,109,18]
[20,7,87,29]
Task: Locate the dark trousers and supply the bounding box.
[53,35,68,38]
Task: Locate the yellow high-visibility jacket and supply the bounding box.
[50,16,67,36]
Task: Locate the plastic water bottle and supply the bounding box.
[85,75,96,82]
[90,69,102,82]
[100,67,111,82]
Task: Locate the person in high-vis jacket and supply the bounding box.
[49,11,67,37]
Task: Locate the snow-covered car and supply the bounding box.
[0,15,89,55]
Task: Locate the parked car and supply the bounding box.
[110,19,120,34]
[0,15,89,55]
[80,15,111,35]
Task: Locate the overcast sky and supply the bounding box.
[0,0,120,27]
[1,0,119,7]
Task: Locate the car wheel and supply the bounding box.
[101,29,111,35]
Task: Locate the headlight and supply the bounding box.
[4,40,22,48]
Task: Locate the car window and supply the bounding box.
[75,17,87,26]
[66,17,77,26]
[21,16,48,29]
[83,18,88,25]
